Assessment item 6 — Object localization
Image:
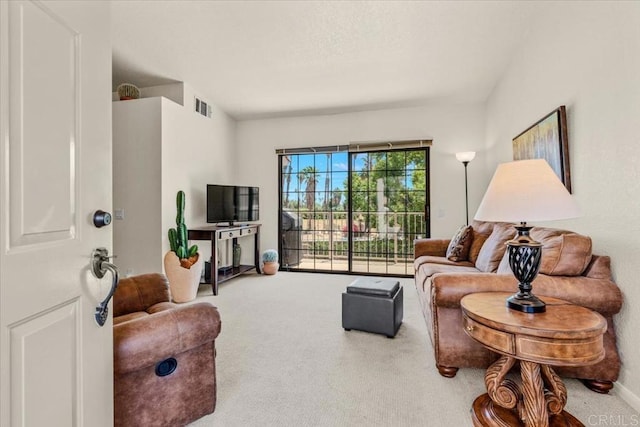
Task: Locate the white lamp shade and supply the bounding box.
[474,159,580,223]
[456,151,476,162]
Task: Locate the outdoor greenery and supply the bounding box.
[285,152,426,233]
[280,149,428,271]
[282,151,426,214]
[308,239,415,258]
[350,151,426,234]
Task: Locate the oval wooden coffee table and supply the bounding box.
[461,292,606,427]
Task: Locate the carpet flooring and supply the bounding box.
[190,272,638,426]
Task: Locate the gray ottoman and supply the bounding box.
[342,278,403,338]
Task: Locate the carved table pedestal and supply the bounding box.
[461,292,606,427]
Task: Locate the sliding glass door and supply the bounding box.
[280,151,350,271]
[278,147,429,276]
[350,149,429,275]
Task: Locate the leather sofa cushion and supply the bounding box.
[496,251,511,274]
[495,227,593,277]
[416,262,479,279]
[583,255,613,280]
[532,227,593,276]
[113,273,171,317]
[468,220,497,264]
[475,223,516,272]
[430,271,622,316]
[468,232,488,265]
[414,255,475,270]
[113,302,176,326]
[113,311,148,326]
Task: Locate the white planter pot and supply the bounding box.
[164,251,203,303]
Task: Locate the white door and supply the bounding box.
[0,1,112,426]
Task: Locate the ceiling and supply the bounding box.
[112,1,546,120]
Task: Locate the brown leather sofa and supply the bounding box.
[113,273,222,426]
[414,221,622,393]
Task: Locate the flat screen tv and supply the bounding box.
[206,184,259,225]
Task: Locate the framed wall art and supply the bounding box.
[512,105,571,192]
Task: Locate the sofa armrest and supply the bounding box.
[431,273,622,316]
[414,238,450,259]
[114,302,221,374]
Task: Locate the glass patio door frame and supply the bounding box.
[346,147,430,276]
[277,145,430,277]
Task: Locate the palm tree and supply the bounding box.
[324,153,330,210]
[300,166,319,211]
[283,156,292,207]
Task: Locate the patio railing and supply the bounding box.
[287,210,427,263]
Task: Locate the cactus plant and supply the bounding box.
[262,249,279,275]
[262,249,278,263]
[168,190,199,269]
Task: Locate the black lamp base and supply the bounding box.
[507,223,546,314]
[506,293,546,313]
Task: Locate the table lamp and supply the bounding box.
[474,159,580,313]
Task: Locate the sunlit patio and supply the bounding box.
[297,257,413,276]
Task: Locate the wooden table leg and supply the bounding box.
[519,361,548,427]
[485,356,519,410]
[472,356,522,426]
[541,365,567,415]
[472,358,585,427]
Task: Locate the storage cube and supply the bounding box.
[342,278,403,338]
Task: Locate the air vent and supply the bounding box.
[194,96,212,118]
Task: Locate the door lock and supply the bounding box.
[93,210,112,228]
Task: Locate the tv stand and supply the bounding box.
[188,223,261,295]
[215,223,250,228]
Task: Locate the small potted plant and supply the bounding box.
[164,190,203,302]
[261,249,279,275]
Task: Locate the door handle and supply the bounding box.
[91,247,120,327]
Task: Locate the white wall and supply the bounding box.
[485,2,640,409]
[236,103,486,252]
[161,85,236,248]
[113,98,163,275]
[113,83,236,275]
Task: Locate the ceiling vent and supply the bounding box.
[194,96,212,118]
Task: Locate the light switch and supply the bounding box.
[114,209,125,220]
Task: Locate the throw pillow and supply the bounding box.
[468,232,490,265]
[446,225,473,262]
[530,229,593,276]
[475,223,517,273]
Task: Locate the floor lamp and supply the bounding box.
[456,152,476,225]
[474,159,580,313]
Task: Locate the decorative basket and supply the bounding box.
[117,83,140,100]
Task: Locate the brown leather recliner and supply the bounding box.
[113,273,221,426]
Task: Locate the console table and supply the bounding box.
[461,292,606,427]
[188,224,261,295]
